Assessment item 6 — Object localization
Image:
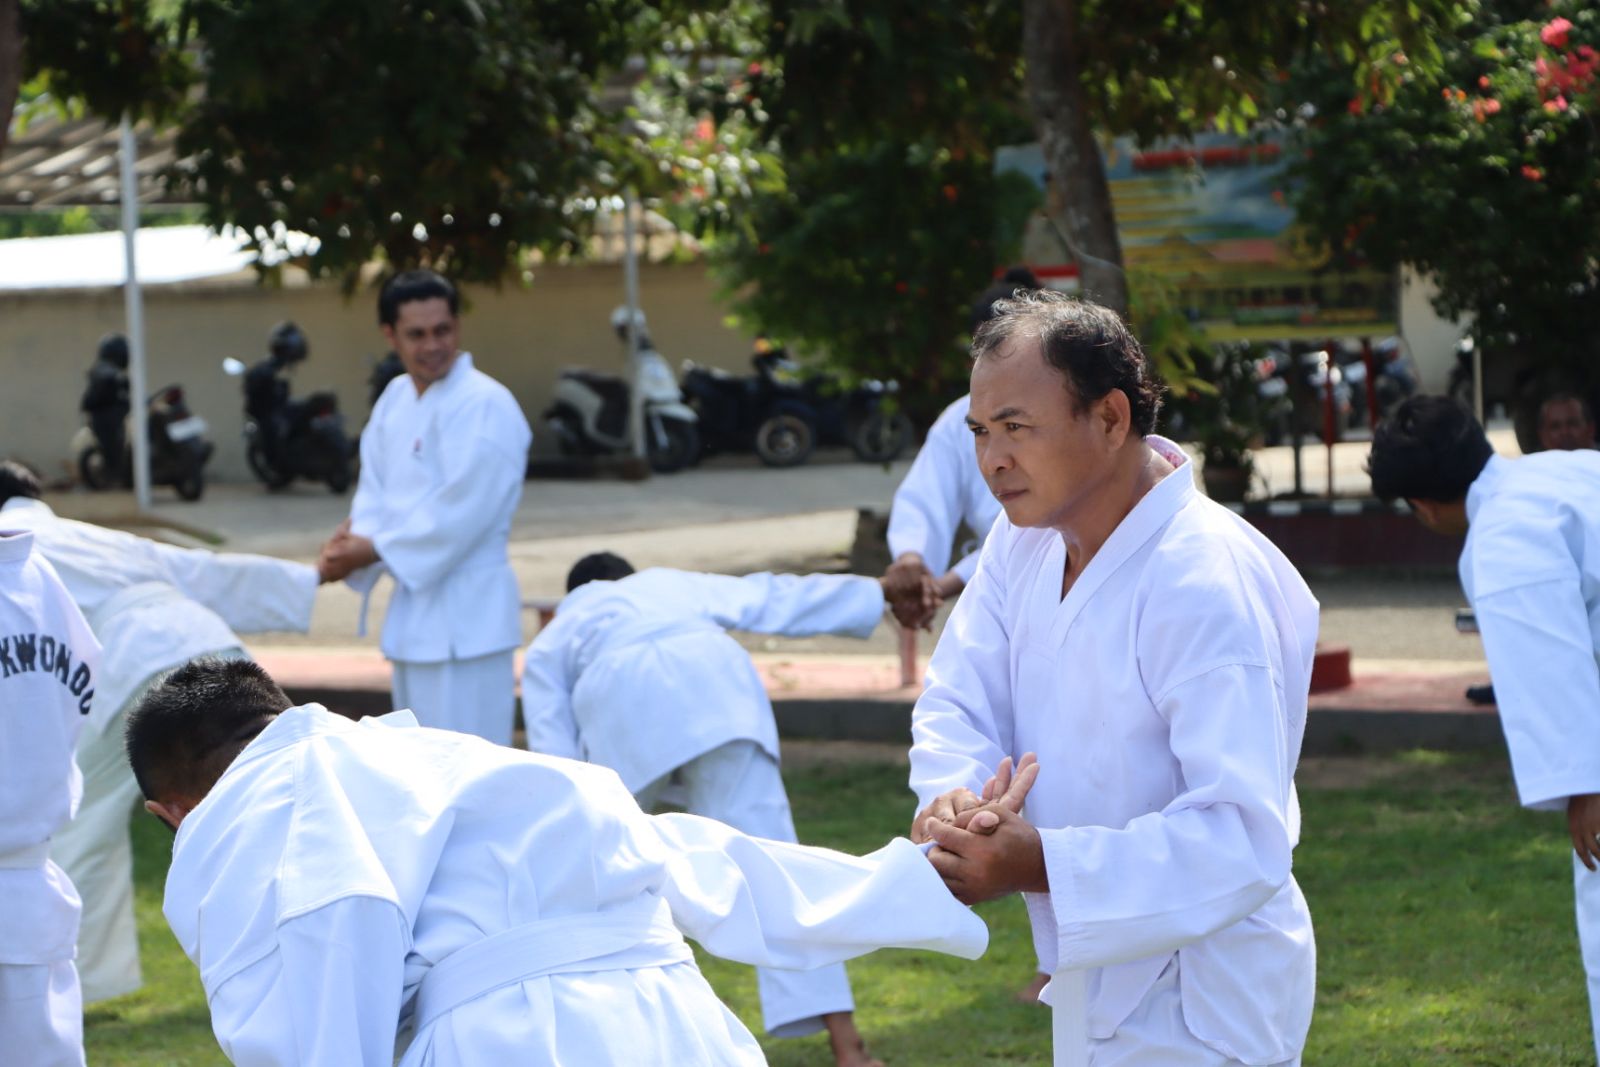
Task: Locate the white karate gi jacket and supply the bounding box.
[0,498,315,726]
[522,569,885,792]
[910,438,1318,1064]
[887,395,1002,584]
[0,531,97,967]
[163,705,986,1066]
[348,354,532,663]
[1460,451,1600,810]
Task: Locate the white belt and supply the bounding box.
[0,842,51,870]
[412,893,691,1035]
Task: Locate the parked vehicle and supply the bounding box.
[1255,343,1352,445]
[1337,337,1417,429]
[543,308,700,473]
[222,355,353,493]
[71,383,213,501]
[682,343,913,468]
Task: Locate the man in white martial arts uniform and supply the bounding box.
[522,553,890,1067]
[320,269,532,745]
[0,527,98,1066]
[1368,394,1600,1058]
[908,291,1319,1066]
[0,461,321,1002]
[883,393,1003,631]
[131,658,993,1066]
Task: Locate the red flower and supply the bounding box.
[1544,95,1569,112]
[894,281,909,294]
[1541,17,1572,49]
[1478,75,1492,89]
[942,184,959,202]
[1347,97,1364,115]
[1521,165,1544,181]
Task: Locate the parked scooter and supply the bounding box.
[1338,337,1417,429]
[222,322,353,493]
[1255,343,1352,445]
[543,308,701,473]
[71,384,213,501]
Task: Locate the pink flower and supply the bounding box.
[1478,75,1492,89]
[1484,97,1502,114]
[1522,165,1544,181]
[1544,95,1569,111]
[1542,17,1572,49]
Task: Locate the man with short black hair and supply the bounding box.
[319,269,532,744]
[911,290,1319,1065]
[522,554,893,1067]
[134,658,991,1067]
[1370,394,1600,1058]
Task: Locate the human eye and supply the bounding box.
[1005,421,1024,432]
[967,423,986,437]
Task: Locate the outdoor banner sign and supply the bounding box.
[998,132,1399,341]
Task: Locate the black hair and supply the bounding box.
[268,321,309,363]
[125,658,290,802]
[566,551,635,592]
[1000,265,1039,287]
[97,333,130,369]
[1367,395,1494,503]
[378,269,460,327]
[0,460,43,507]
[971,289,1164,436]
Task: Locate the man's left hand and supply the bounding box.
[318,532,379,582]
[1569,793,1600,870]
[925,806,1047,905]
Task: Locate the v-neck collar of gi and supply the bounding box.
[409,351,474,405]
[1039,435,1193,647]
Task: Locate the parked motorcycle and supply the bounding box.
[222,356,353,493]
[682,344,912,468]
[544,310,701,473]
[1255,344,1352,445]
[71,384,213,501]
[1337,337,1417,429]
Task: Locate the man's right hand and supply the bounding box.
[882,553,941,631]
[911,753,1040,842]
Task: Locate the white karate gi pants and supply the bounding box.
[0,961,85,1067]
[51,648,246,1004]
[1085,958,1301,1067]
[1575,853,1600,1063]
[636,739,854,1038]
[392,652,517,746]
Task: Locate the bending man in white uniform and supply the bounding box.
[320,269,532,745]
[909,291,1318,1066]
[883,393,1003,630]
[522,554,889,1067]
[0,528,98,1067]
[0,461,321,1003]
[132,658,993,1066]
[1368,395,1600,1059]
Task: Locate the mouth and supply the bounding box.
[994,488,1026,503]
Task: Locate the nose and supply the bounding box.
[977,434,1010,477]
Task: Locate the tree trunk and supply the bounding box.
[1021,0,1129,318]
[0,0,20,160]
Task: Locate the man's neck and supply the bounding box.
[1056,439,1173,595]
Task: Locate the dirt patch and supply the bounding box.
[780,739,910,770]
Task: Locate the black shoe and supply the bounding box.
[1465,684,1496,706]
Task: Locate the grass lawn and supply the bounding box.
[87,747,1591,1065]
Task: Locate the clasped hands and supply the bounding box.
[881,553,959,631]
[316,518,379,584]
[914,753,1048,906]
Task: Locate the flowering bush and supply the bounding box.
[1292,0,1600,410]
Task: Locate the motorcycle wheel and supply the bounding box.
[246,441,293,490]
[77,446,114,490]
[326,459,352,495]
[754,413,816,468]
[174,468,205,502]
[648,419,700,474]
[850,411,913,463]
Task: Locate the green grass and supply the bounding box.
[90,751,1593,1065]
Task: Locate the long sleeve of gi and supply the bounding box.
[1033,661,1296,971]
[649,811,987,966]
[703,571,885,639]
[908,533,1014,808]
[141,541,317,635]
[366,423,524,594]
[887,426,967,577]
[520,621,583,762]
[1475,578,1600,809]
[204,896,409,1067]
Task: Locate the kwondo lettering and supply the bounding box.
[0,631,95,714]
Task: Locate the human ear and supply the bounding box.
[145,798,189,832]
[1099,390,1131,449]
